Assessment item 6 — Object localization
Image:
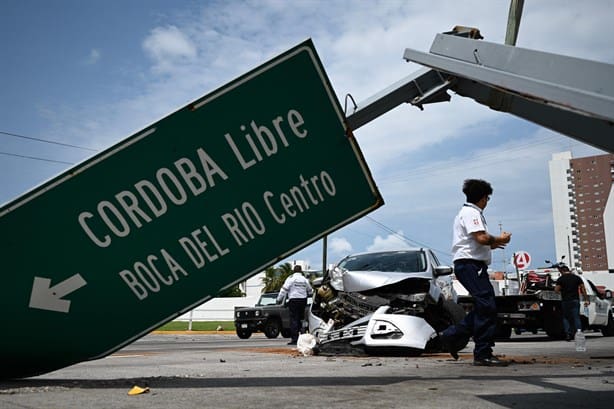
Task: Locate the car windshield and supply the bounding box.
[257,293,278,306]
[339,250,427,273]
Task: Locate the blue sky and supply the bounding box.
[1,0,612,272]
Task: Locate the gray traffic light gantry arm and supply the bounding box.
[346,28,614,154]
[345,67,454,130]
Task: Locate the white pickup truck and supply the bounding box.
[580,276,614,334]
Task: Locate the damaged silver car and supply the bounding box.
[308,249,467,356]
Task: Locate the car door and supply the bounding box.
[585,279,609,325]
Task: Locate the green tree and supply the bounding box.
[217,284,245,297]
[261,262,294,292]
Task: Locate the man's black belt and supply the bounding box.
[454,259,487,265]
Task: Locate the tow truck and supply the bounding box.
[458,260,614,339]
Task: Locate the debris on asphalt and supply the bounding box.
[128,386,150,396]
[296,333,317,356]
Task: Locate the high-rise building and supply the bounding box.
[549,152,614,272]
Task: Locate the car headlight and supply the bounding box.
[517,301,540,311]
[329,266,345,291]
[408,292,427,302]
[255,310,261,317]
[371,320,402,339]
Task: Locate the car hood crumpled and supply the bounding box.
[341,269,433,293]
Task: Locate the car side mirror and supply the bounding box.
[434,265,453,276]
[606,290,612,299]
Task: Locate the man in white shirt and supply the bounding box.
[440,179,512,366]
[277,265,313,345]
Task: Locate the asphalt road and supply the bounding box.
[2,331,614,409]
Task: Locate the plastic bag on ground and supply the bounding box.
[296,333,317,356]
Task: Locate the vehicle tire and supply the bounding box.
[543,318,565,340]
[442,300,466,324]
[495,325,512,340]
[540,303,566,339]
[281,329,291,338]
[601,311,614,337]
[264,319,281,339]
[425,300,469,353]
[236,329,252,339]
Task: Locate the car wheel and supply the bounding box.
[540,303,566,339]
[426,300,469,353]
[601,310,614,337]
[543,317,566,340]
[236,329,252,339]
[264,319,281,338]
[281,329,291,338]
[442,300,470,350]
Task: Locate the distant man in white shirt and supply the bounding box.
[277,265,313,345]
[440,179,512,367]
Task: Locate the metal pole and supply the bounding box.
[515,254,522,289]
[505,0,525,46]
[188,310,193,331]
[322,235,328,276]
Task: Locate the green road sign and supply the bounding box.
[0,39,382,379]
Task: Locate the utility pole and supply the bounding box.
[322,235,328,277]
[505,0,524,46]
[499,221,507,273]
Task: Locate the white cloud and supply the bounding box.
[142,25,197,73]
[329,237,353,255]
[4,0,612,272]
[367,232,413,252]
[85,49,100,65]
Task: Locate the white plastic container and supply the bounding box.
[575,330,586,352]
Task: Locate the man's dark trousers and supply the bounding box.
[288,298,307,342]
[443,260,497,360]
[561,299,581,337]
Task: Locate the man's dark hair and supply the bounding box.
[463,179,493,204]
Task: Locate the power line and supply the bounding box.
[0,151,74,165]
[365,215,452,259]
[0,130,98,152]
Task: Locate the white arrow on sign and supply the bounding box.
[29,274,87,313]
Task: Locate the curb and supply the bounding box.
[151,330,236,335]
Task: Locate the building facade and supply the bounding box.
[549,152,614,272]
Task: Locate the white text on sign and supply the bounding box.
[77,108,308,248]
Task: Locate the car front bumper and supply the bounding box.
[309,306,436,350]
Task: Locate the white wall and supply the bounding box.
[176,272,265,321]
[175,260,311,321]
[549,152,576,267]
[176,296,261,321]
